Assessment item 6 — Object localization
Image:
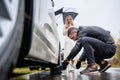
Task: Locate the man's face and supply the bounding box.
[68,29,78,41]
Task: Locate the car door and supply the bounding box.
[27,0,60,64]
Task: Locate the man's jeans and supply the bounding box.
[77,37,116,66]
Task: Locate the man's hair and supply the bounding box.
[67,27,78,36]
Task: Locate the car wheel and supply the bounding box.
[50,43,62,75]
[0,0,24,80]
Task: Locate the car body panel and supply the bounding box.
[27,0,60,64]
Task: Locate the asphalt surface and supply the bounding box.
[11,68,120,80]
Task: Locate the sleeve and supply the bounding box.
[78,50,86,61]
[77,28,87,38]
[66,38,82,60]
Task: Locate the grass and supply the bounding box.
[111,65,120,68]
[11,67,50,80]
[12,67,50,74]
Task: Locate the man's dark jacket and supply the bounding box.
[67,26,114,60]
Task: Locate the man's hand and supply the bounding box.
[62,59,69,70]
[71,59,76,65]
[76,60,81,69]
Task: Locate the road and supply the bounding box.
[11,68,120,80]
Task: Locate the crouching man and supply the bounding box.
[62,26,116,74]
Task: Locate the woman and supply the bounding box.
[63,15,75,36]
[63,15,76,65]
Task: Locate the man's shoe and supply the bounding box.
[80,64,98,74]
[99,61,111,72]
[76,60,81,69]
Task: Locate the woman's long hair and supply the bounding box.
[65,15,74,28]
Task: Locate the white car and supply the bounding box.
[0,0,61,80]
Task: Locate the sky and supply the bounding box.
[53,0,120,48]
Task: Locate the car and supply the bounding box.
[0,0,61,80]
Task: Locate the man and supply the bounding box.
[62,26,116,74]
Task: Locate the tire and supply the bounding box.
[16,0,33,66]
[50,66,62,75]
[50,43,62,75]
[0,0,24,80]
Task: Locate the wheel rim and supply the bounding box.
[0,0,19,49]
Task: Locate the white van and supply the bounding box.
[0,0,61,80]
